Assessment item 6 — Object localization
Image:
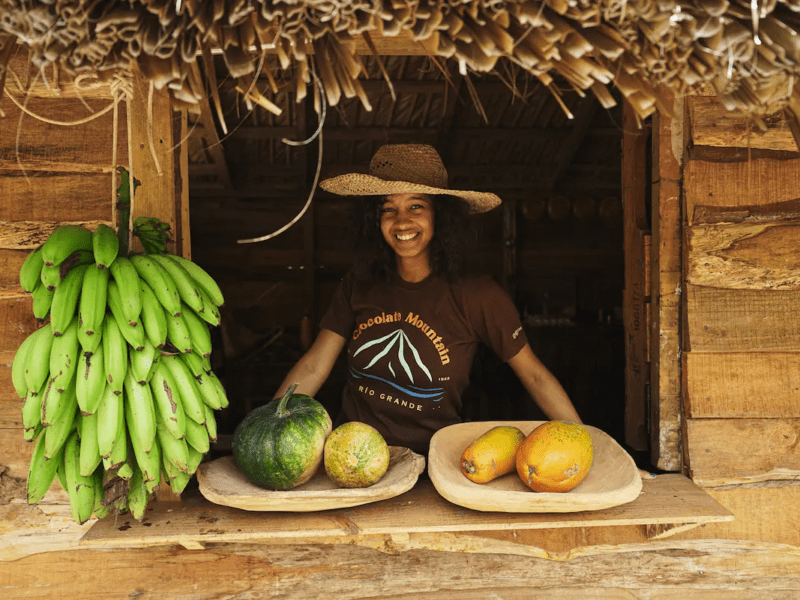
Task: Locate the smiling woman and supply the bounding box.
[271,144,583,456]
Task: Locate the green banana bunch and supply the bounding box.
[133,217,171,255]
[19,220,230,523]
[40,225,93,267]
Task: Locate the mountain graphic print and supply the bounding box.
[351,329,445,401]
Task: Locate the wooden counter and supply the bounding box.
[81,475,733,551]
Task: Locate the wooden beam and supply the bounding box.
[621,100,651,452]
[547,97,599,189]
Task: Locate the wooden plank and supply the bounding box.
[0,98,127,172]
[650,95,684,471]
[685,284,800,352]
[80,475,731,550]
[686,418,800,486]
[0,219,110,250]
[5,50,114,99]
[127,68,177,255]
[0,426,34,479]
[685,352,800,418]
[684,159,800,223]
[688,95,797,152]
[0,366,22,428]
[621,101,650,451]
[0,297,37,363]
[687,208,800,291]
[674,483,800,547]
[0,172,113,221]
[0,249,29,299]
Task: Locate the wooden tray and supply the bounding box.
[428,421,642,513]
[196,446,426,512]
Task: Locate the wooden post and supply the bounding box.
[621,101,651,452]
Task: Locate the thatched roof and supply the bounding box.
[2,0,799,145]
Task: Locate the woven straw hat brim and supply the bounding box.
[319,174,501,214]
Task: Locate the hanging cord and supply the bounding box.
[237,72,326,244]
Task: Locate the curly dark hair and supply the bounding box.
[350,194,475,282]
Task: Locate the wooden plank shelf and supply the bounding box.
[80,475,733,551]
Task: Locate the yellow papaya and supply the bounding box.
[460,425,526,483]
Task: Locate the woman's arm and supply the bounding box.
[507,343,582,423]
[275,329,347,398]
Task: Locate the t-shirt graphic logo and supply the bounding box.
[351,329,444,401]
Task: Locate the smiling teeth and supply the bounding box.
[396,232,418,241]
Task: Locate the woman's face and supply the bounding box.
[379,193,435,264]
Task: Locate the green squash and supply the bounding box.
[232,383,332,490]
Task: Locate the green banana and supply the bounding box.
[96,383,121,460]
[128,411,161,488]
[107,280,146,350]
[165,310,193,354]
[129,254,181,317]
[40,262,62,291]
[138,279,168,348]
[63,430,96,524]
[126,463,149,521]
[31,279,55,320]
[41,225,93,267]
[27,430,63,504]
[75,345,106,415]
[24,422,43,443]
[108,256,142,324]
[196,288,221,327]
[194,371,222,410]
[78,265,109,344]
[169,255,224,307]
[50,263,89,336]
[179,351,205,378]
[184,413,210,454]
[186,444,205,476]
[61,249,95,271]
[179,302,212,358]
[163,457,191,495]
[12,329,36,398]
[44,399,77,460]
[157,422,189,473]
[21,380,46,437]
[159,355,205,424]
[102,403,127,470]
[48,316,79,393]
[92,223,120,269]
[20,246,45,293]
[91,467,110,519]
[206,370,229,408]
[55,454,67,492]
[204,403,218,443]
[78,411,102,477]
[149,255,204,313]
[123,368,157,456]
[102,316,128,394]
[129,337,159,385]
[42,376,76,429]
[150,359,187,441]
[24,323,54,393]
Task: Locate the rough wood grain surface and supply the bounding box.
[686,418,800,486]
[0,172,113,221]
[0,98,126,172]
[2,538,799,599]
[684,159,800,221]
[689,95,797,152]
[687,218,800,290]
[79,476,731,552]
[0,219,110,250]
[685,352,800,418]
[651,97,683,472]
[685,284,800,352]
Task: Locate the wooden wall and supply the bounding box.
[680,89,800,526]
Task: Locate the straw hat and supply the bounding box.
[319,144,502,213]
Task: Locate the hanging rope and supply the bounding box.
[237,73,326,244]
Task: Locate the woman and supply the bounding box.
[274,144,582,456]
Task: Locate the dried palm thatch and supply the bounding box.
[1,0,800,146]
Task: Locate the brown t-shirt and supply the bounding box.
[320,271,528,454]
